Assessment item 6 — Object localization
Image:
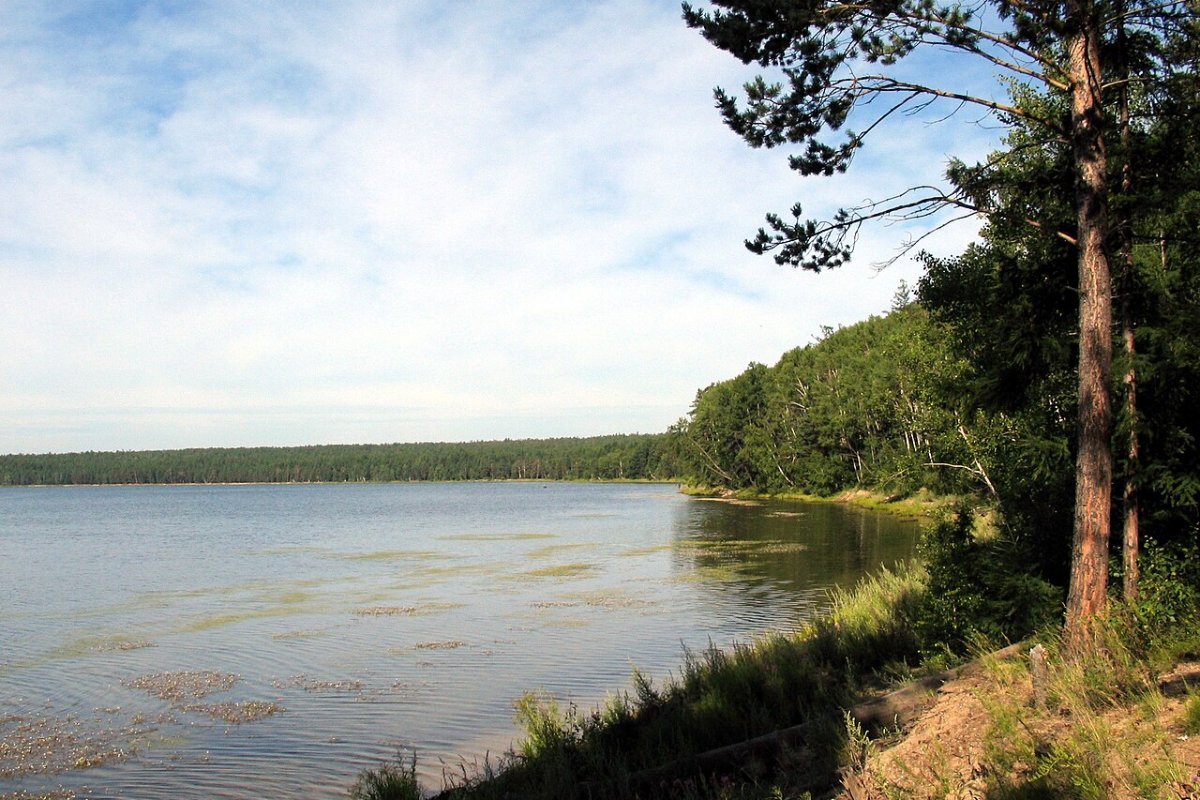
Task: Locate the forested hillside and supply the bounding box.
[673,299,982,497]
[0,435,680,486]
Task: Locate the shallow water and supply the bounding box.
[0,482,919,798]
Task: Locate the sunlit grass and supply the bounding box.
[1183,691,1200,735]
[877,618,1194,799]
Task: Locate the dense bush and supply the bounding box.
[1126,536,1200,658]
[914,507,1061,657]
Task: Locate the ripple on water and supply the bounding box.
[0,711,154,779]
[0,482,919,799]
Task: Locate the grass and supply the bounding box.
[422,562,929,799]
[679,484,954,519]
[859,613,1196,800]
[1183,691,1200,735]
[986,629,1185,799]
[349,753,422,800]
[350,541,1199,799]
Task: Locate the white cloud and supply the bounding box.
[0,0,1003,453]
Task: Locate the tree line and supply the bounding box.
[0,435,682,486]
[673,298,978,498]
[683,0,1199,642]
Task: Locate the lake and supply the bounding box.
[0,482,920,798]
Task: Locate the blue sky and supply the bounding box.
[1,1,1003,454]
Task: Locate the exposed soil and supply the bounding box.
[838,658,1200,799]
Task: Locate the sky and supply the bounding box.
[1,1,1006,455]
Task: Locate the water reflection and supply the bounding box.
[672,498,921,623]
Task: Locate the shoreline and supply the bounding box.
[3,481,957,524]
[680,484,960,519]
[2,481,958,522]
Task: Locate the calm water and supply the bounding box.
[0,483,919,798]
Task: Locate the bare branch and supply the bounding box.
[922,35,1071,90]
[873,211,982,271]
[859,76,1063,130]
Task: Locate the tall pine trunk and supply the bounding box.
[1117,10,1141,602]
[1122,315,1140,601]
[1064,0,1114,648]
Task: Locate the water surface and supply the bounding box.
[0,483,918,798]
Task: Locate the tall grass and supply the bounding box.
[357,540,1199,799]
[874,614,1193,799]
[434,562,929,799]
[349,753,421,800]
[1183,692,1200,736]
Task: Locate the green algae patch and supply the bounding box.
[524,563,597,579]
[410,561,519,581]
[620,543,672,558]
[277,675,364,693]
[334,549,442,562]
[441,532,557,542]
[678,538,810,557]
[271,627,330,640]
[353,601,465,618]
[93,639,156,653]
[564,590,652,610]
[171,606,309,634]
[354,605,419,617]
[525,543,595,560]
[0,712,151,778]
[670,564,744,584]
[273,590,316,605]
[754,542,810,554]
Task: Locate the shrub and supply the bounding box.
[349,753,422,800]
[1128,537,1200,658]
[1184,692,1200,736]
[914,506,1060,657]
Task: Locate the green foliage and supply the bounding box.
[1183,692,1200,736]
[972,616,1191,800]
[914,507,1061,656]
[686,0,1200,651]
[1126,538,1200,657]
[349,753,422,800]
[0,434,683,486]
[676,307,985,500]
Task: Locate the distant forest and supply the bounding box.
[0,435,681,486]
